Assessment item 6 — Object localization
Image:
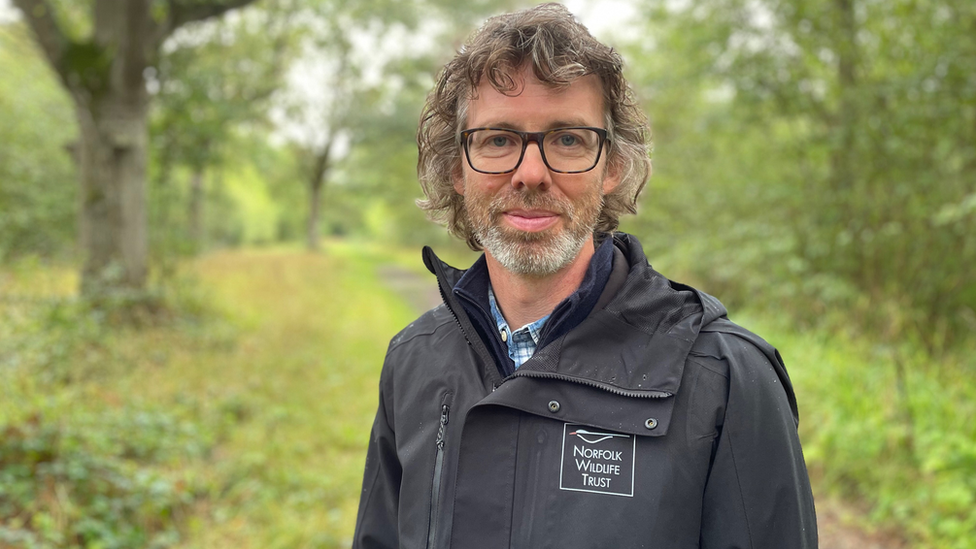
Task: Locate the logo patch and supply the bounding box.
[559,423,636,497]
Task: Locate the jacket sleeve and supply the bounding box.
[352,356,401,549]
[698,337,818,549]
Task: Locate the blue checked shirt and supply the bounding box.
[488,287,550,370]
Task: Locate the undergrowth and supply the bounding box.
[0,260,234,548]
[737,311,976,549]
[2,244,416,548]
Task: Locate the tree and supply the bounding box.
[271,0,513,251]
[631,0,976,347]
[151,1,294,252]
[273,15,352,252]
[0,21,75,260]
[11,0,260,297]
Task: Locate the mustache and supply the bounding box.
[487,190,574,220]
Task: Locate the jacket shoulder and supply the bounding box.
[689,319,772,372]
[690,317,800,425]
[387,302,456,354]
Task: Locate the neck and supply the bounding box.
[486,236,595,329]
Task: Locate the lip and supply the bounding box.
[502,209,560,232]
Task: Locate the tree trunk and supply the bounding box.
[307,177,324,252]
[12,0,259,297]
[306,141,333,252]
[830,0,858,198]
[75,77,150,297]
[188,168,205,251]
[824,0,862,282]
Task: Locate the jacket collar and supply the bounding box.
[423,232,728,396]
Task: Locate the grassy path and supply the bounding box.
[160,244,417,548]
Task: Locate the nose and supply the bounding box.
[511,142,551,191]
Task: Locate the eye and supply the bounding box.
[473,130,518,149]
[557,134,579,147]
[491,135,511,147]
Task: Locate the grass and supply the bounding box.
[735,311,976,548]
[1,242,417,548]
[171,244,417,548]
[2,241,974,548]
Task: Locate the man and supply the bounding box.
[354,4,817,548]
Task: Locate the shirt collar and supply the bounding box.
[488,286,548,345]
[453,235,615,377]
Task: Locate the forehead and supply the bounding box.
[465,67,605,130]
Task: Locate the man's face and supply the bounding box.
[455,66,619,277]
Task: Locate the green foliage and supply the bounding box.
[617,2,976,543]
[146,2,297,264]
[0,259,238,548]
[1,245,419,548]
[744,313,976,548]
[626,0,976,348]
[152,4,291,174]
[59,40,111,95]
[0,23,77,261]
[149,133,301,265]
[0,408,202,549]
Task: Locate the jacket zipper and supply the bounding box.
[427,400,451,549]
[510,369,673,399]
[429,256,503,388]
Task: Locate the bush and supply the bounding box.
[0,261,235,548]
[0,407,206,549]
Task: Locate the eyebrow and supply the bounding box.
[473,118,595,131]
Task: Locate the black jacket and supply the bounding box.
[354,234,817,549]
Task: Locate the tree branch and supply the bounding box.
[11,0,70,80]
[154,0,259,43]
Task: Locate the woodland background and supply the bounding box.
[1,0,974,547]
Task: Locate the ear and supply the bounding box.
[601,160,622,194]
[453,172,465,196]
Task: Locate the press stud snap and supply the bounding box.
[548,400,561,413]
[644,417,658,430]
[500,329,508,342]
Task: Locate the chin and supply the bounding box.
[484,228,587,277]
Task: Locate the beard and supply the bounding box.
[463,183,604,277]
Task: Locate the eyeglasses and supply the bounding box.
[460,127,609,174]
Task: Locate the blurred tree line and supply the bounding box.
[1,0,973,349]
[624,0,976,353]
[1,0,498,296]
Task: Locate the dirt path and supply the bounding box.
[376,264,442,316]
[816,497,909,549]
[378,262,911,549]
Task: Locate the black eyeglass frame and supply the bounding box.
[459,126,610,175]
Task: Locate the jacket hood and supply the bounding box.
[422,232,729,400]
[519,232,724,397]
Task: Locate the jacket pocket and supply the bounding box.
[426,392,453,549]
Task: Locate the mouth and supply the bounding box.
[501,209,560,232]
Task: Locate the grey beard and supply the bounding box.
[465,181,605,277]
[477,219,592,277]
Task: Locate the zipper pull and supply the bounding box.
[435,404,450,448]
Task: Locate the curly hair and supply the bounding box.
[416,3,651,250]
